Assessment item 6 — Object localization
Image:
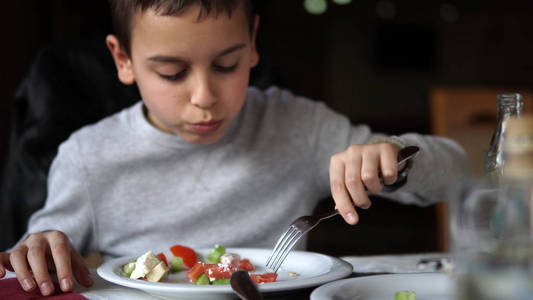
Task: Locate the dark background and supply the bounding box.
[1,0,533,256]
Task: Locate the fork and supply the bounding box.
[265,146,420,273]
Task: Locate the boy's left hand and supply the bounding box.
[329,143,401,225]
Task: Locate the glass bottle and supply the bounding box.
[457,116,533,300]
[484,93,523,185]
[500,116,533,241]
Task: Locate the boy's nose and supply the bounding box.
[190,76,217,109]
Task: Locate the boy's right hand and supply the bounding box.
[0,230,93,296]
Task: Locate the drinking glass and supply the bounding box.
[448,178,533,300]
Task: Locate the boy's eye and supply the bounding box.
[158,70,187,81]
[213,63,238,73]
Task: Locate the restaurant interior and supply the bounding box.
[1,0,533,259]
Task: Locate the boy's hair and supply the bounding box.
[108,0,255,56]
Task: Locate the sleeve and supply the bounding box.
[380,133,470,206]
[306,101,377,195]
[22,138,97,256]
[260,87,368,197]
[305,99,470,206]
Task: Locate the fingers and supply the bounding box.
[379,144,400,185]
[7,230,88,296]
[329,143,403,226]
[48,231,75,292]
[330,153,359,225]
[25,235,55,296]
[48,231,93,291]
[344,149,373,209]
[71,250,93,287]
[0,252,13,278]
[10,245,38,293]
[360,149,383,194]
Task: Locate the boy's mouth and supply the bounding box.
[188,120,223,134]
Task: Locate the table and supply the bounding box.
[2,253,447,299]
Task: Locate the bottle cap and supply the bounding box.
[497,93,524,110]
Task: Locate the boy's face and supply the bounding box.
[107,2,259,144]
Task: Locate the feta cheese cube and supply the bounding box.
[219,253,240,267]
[146,261,169,282]
[130,250,161,279]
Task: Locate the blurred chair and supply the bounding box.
[430,86,533,251]
[0,40,140,252]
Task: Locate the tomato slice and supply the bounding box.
[237,259,255,271]
[156,252,168,267]
[187,262,205,283]
[203,264,237,279]
[170,244,198,268]
[250,272,278,284]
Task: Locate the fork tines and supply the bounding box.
[265,225,303,273]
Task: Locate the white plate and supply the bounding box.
[310,273,454,300]
[97,248,352,300]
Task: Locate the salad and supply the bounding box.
[121,244,278,285]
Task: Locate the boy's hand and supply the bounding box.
[1,231,93,296]
[330,143,401,225]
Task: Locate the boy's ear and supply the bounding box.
[105,34,136,85]
[250,15,260,68]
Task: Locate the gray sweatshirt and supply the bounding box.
[24,86,469,259]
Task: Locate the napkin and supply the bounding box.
[0,278,88,300]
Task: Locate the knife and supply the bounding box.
[397,145,420,166]
[377,145,419,192]
[230,270,263,300]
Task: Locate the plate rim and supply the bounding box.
[97,247,353,295]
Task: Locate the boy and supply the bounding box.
[0,0,468,296]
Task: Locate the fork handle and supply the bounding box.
[316,209,341,221]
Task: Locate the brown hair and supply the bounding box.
[108,0,254,56]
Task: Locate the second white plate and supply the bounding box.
[311,273,454,300]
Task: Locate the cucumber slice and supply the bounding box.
[121,260,136,277]
[395,291,416,300]
[195,274,210,285]
[212,278,231,285]
[206,245,226,263]
[170,256,184,272]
